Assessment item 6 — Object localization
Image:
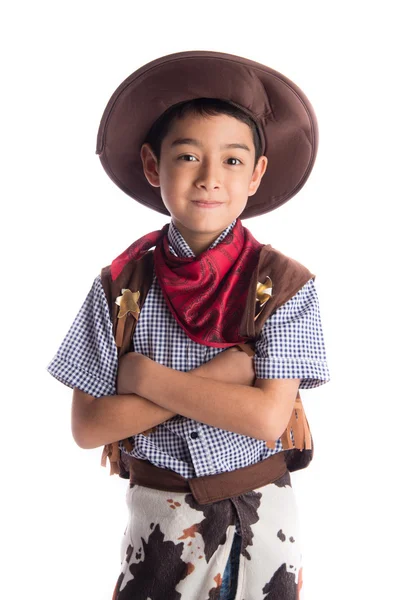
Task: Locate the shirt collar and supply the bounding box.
[167,219,237,258]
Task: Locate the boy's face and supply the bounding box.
[141,112,268,253]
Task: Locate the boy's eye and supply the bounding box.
[178,155,242,165]
[178,154,197,161]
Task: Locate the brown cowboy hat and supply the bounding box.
[96,50,318,219]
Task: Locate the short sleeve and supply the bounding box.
[46,274,118,398]
[254,277,330,389]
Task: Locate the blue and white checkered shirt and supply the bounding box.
[47,220,330,478]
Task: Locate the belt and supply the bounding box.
[120,451,288,505]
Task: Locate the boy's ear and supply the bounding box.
[140,143,161,188]
[248,156,268,197]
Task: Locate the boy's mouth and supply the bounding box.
[191,199,223,208]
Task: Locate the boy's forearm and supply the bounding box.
[83,392,176,449]
[84,348,255,449]
[118,351,297,440]
[136,359,269,440]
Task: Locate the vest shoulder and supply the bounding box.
[258,244,313,278]
[253,245,315,330]
[100,250,155,314]
[101,249,155,284]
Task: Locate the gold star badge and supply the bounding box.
[115,289,141,319]
[255,276,272,321]
[114,289,141,348]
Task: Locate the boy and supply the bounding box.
[47,51,330,599]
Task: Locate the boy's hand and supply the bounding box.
[191,346,256,386]
[117,351,151,395]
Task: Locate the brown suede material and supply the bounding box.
[239,244,315,339]
[101,250,154,357]
[100,241,315,480]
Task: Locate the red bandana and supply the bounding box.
[111,220,263,347]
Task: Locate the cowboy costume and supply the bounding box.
[47,50,330,599]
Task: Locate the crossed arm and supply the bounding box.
[72,348,300,449]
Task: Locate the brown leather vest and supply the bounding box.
[100,243,315,478]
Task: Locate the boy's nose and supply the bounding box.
[195,163,222,190]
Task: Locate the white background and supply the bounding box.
[2,1,399,598]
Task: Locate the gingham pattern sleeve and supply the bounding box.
[254,277,330,389]
[46,275,118,398]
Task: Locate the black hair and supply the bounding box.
[144,97,263,170]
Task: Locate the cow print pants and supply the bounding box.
[112,470,303,599]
